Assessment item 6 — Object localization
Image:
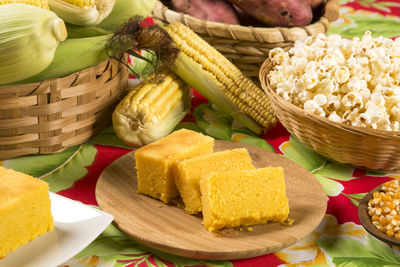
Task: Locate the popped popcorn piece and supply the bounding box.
[328,112,342,123]
[334,66,350,84]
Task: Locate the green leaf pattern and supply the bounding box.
[193,104,274,151]
[66,224,232,267]
[280,136,354,196]
[3,144,97,193]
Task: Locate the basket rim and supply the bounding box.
[152,0,340,42]
[259,57,400,140]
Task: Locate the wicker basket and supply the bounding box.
[0,59,129,160]
[152,0,340,79]
[260,58,400,171]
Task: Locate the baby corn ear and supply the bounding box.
[49,0,115,26]
[113,71,191,147]
[164,22,276,134]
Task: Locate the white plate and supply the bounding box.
[0,193,114,267]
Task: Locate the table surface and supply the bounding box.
[4,1,400,266]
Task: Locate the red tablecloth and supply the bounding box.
[4,1,400,266]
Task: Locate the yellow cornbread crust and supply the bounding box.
[135,129,214,203]
[200,167,289,232]
[0,167,54,259]
[173,148,254,214]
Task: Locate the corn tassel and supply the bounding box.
[164,22,276,134]
[49,0,115,26]
[0,4,67,84]
[113,71,191,147]
[0,0,49,9]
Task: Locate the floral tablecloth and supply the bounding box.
[4,1,400,266]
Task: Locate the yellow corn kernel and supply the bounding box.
[113,71,191,147]
[61,0,93,7]
[387,228,395,236]
[0,0,49,8]
[371,214,379,221]
[375,207,382,216]
[378,216,388,226]
[164,22,276,133]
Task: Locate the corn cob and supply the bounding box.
[0,4,67,85]
[112,71,191,147]
[49,0,115,26]
[164,22,276,134]
[17,34,110,84]
[0,0,49,9]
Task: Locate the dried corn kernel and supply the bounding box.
[368,179,400,238]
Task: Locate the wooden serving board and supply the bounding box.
[95,140,327,260]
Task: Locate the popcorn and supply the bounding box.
[334,66,350,84]
[314,94,328,107]
[342,91,364,109]
[328,112,342,123]
[268,31,400,131]
[304,99,320,113]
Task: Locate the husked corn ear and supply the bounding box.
[164,22,276,134]
[113,71,191,147]
[49,0,115,26]
[0,0,49,9]
[0,4,67,84]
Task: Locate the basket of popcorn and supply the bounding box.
[260,32,400,170]
[152,0,340,81]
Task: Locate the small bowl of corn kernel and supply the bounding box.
[358,179,400,246]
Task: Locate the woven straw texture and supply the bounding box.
[0,59,129,160]
[152,0,340,79]
[260,58,400,171]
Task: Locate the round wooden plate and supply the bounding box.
[358,184,400,247]
[95,140,327,260]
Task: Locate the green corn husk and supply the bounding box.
[49,0,115,26]
[98,0,157,31]
[66,23,112,38]
[0,4,67,84]
[17,34,111,84]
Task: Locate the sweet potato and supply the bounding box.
[171,0,240,24]
[226,0,313,27]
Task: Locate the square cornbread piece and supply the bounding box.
[174,148,254,214]
[0,167,54,258]
[135,129,214,203]
[200,167,289,232]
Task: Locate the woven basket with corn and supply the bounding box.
[0,1,157,158]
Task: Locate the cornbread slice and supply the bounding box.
[174,148,254,214]
[0,167,54,258]
[135,129,214,203]
[200,167,289,231]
